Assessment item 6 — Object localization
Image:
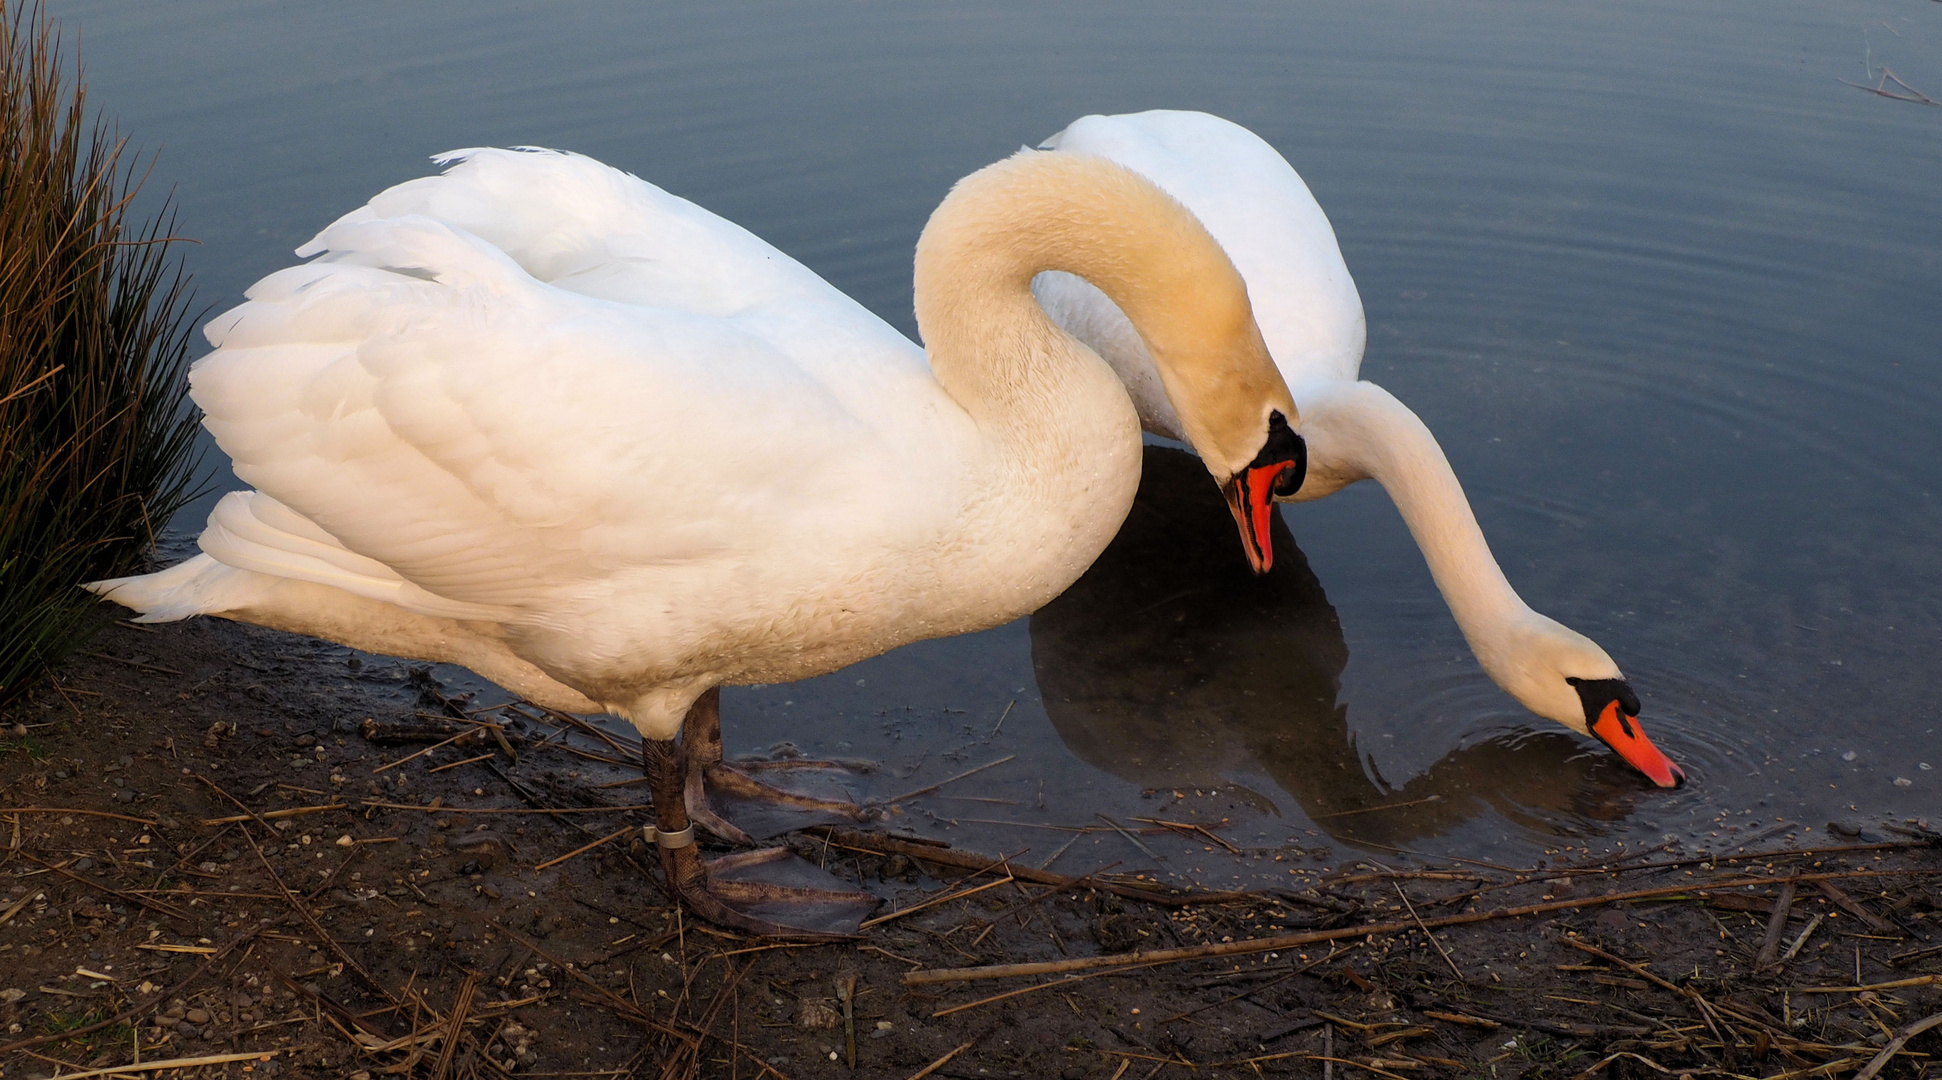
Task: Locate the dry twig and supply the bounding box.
[905,870,1917,986]
[533,825,632,871]
[1852,1008,1942,1080]
[905,1039,976,1080]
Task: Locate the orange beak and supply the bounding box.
[1590,700,1685,788]
[1221,460,1296,574]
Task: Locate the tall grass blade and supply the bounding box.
[1,1,205,708]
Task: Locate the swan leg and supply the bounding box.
[643,699,880,939]
[680,687,873,845]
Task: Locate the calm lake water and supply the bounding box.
[56,1,1941,878]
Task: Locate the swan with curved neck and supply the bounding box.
[87,146,1306,933]
[1032,110,1682,788]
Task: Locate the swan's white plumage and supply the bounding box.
[91,146,1297,740]
[169,151,984,722]
[1034,112,1365,439]
[1034,111,1629,737]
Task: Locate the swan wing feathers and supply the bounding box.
[194,174,934,619]
[1039,110,1366,389]
[298,147,861,320]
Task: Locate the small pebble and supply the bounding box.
[184,1007,210,1024]
[72,858,94,871]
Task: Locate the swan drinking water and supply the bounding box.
[1031,110,1684,788]
[87,146,1307,935]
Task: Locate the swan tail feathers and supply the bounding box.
[87,492,513,625]
[84,554,274,623]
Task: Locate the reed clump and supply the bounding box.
[0,2,202,708]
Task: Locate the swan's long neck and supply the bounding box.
[1295,381,1538,680]
[914,152,1289,476]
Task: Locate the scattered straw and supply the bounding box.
[904,1039,975,1080]
[882,754,1015,804]
[13,1050,278,1079]
[0,806,158,825]
[428,751,497,774]
[200,803,346,826]
[533,826,632,871]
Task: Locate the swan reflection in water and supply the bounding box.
[1030,447,1654,852]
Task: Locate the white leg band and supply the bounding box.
[644,824,696,849]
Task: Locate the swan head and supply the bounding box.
[916,149,1309,575]
[1142,296,1305,574]
[1216,408,1306,574]
[1490,617,1685,789]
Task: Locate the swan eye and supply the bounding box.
[1251,410,1307,498]
[1566,676,1641,723]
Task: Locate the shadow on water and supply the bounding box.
[1030,446,1658,854]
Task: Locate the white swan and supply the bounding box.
[1032,111,1684,789]
[87,146,1307,933]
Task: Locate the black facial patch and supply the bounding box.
[1249,410,1308,497]
[1566,676,1641,735]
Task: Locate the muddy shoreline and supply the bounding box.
[2,616,1937,1079]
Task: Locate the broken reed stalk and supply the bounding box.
[881,754,1016,804]
[1754,874,1798,970]
[532,825,631,871]
[0,805,158,825]
[430,972,480,1080]
[1559,936,1725,1042]
[1127,816,1244,854]
[902,868,1934,986]
[1393,882,1464,979]
[1792,975,1942,994]
[357,799,654,815]
[859,869,1015,928]
[814,826,1257,906]
[1780,913,1825,963]
[14,1050,279,1080]
[0,2,205,709]
[0,889,39,926]
[1096,813,1163,863]
[1816,878,1895,932]
[904,1039,975,1080]
[928,959,1173,1018]
[428,751,497,774]
[1852,1009,1942,1080]
[199,802,346,826]
[372,725,495,773]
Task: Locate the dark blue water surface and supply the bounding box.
[54,0,1942,877]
